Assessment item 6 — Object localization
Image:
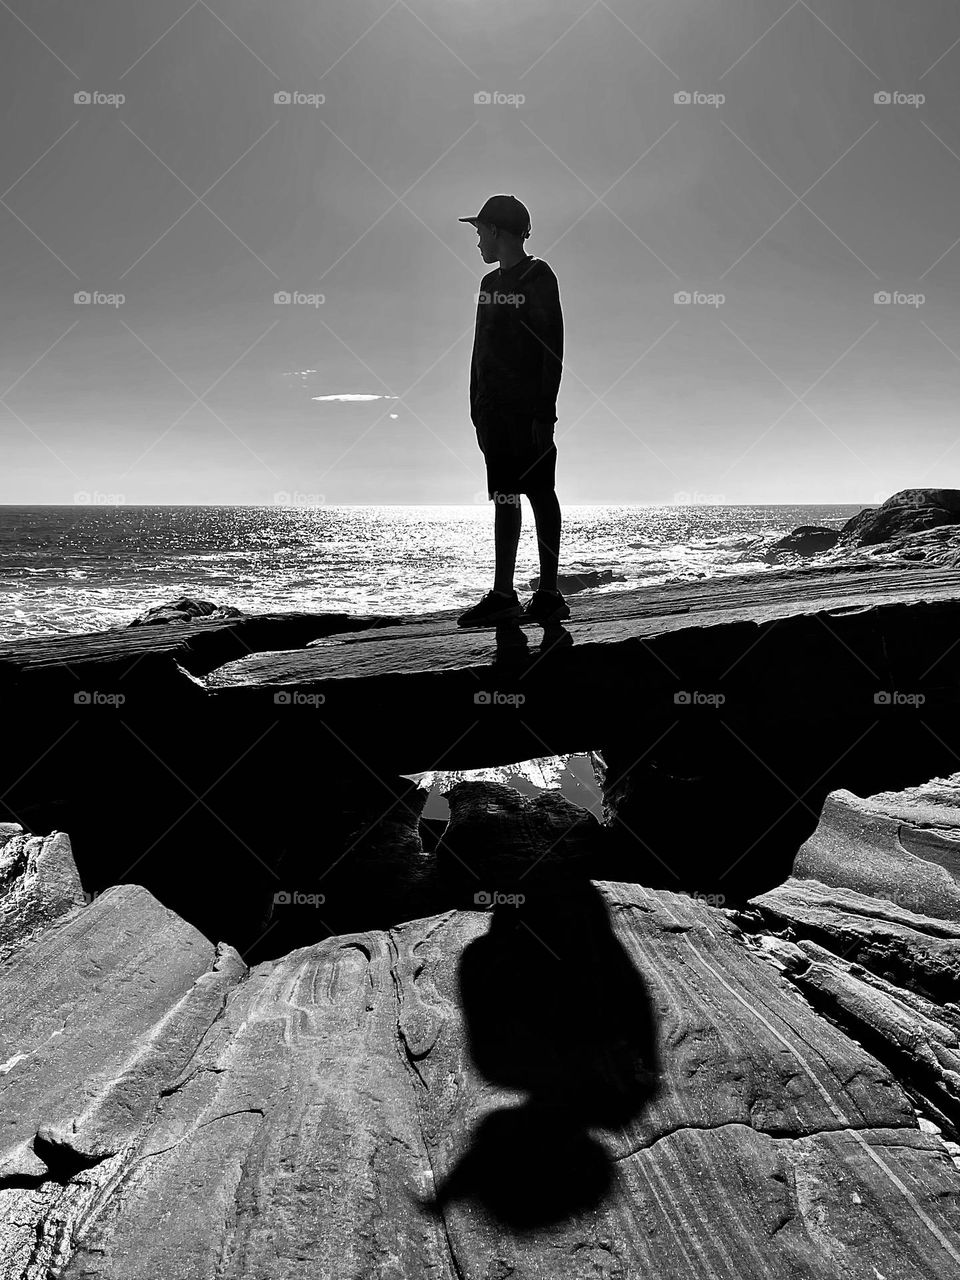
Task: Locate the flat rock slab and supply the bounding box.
[0,884,245,1183]
[206,562,960,686]
[47,883,960,1279]
[0,611,399,694]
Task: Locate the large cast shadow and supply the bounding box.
[422,879,661,1230]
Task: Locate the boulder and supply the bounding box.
[839,489,960,547]
[788,774,960,922]
[528,567,627,594]
[762,524,840,563]
[128,596,244,626]
[0,825,85,961]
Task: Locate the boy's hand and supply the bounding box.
[531,418,554,453]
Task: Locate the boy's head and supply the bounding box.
[459,194,531,264]
[475,219,528,264]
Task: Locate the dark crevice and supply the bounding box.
[0,1132,113,1191]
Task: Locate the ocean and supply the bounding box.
[0,501,864,821]
[0,503,862,642]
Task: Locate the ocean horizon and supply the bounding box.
[0,502,864,641]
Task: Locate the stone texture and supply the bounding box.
[789,774,960,921]
[36,883,960,1279]
[0,826,84,961]
[2,792,960,1276]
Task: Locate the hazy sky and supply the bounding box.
[3,0,960,504]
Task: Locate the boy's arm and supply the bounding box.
[469,292,482,426]
[524,270,564,425]
[470,344,478,426]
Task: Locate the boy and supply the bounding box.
[456,194,570,627]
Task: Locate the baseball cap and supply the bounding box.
[459,194,531,238]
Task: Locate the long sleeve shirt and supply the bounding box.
[469,256,564,430]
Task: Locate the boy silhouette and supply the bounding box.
[456,195,569,627]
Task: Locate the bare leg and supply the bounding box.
[492,492,522,593]
[528,489,561,593]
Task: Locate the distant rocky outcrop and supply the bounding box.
[128,596,244,626]
[765,490,960,571]
[839,489,960,547]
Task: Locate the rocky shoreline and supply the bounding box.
[2,489,960,1275]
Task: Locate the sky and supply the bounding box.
[2,0,960,505]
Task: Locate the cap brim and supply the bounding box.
[458,216,480,226]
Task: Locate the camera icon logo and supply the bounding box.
[273,691,292,705]
[74,691,91,705]
[874,691,892,705]
[74,291,91,304]
[474,891,492,905]
[274,91,292,104]
[274,291,291,304]
[674,291,691,304]
[674,91,691,104]
[874,291,891,304]
[474,91,492,104]
[474,691,492,704]
[674,690,692,705]
[74,91,91,104]
[874,91,891,104]
[273,890,291,904]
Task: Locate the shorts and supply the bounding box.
[476,415,557,499]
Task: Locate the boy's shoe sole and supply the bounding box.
[457,591,522,628]
[521,591,571,623]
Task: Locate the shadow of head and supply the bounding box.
[420,880,661,1230]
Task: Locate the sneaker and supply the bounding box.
[521,589,571,623]
[457,589,522,628]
